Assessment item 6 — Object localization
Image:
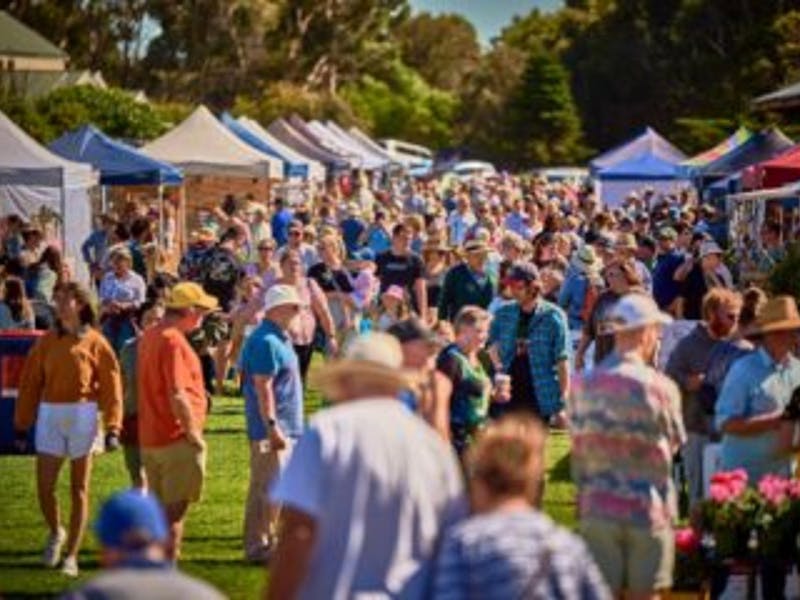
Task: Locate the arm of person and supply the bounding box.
[574,329,591,371]
[253,374,286,449]
[715,361,780,436]
[552,312,570,398]
[674,257,694,282]
[13,336,47,432]
[414,276,428,321]
[265,507,318,600]
[309,280,336,340]
[557,358,570,400]
[96,337,124,434]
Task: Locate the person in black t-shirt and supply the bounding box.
[375,223,427,318]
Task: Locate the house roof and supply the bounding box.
[0,11,66,59]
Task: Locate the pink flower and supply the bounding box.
[788,480,800,500]
[758,475,790,506]
[675,527,701,554]
[710,482,732,504]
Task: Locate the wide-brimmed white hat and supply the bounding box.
[699,240,723,259]
[262,284,301,313]
[311,332,414,400]
[608,293,672,332]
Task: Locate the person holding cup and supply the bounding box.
[437,305,504,456]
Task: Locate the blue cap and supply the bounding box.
[95,490,168,550]
[352,247,375,262]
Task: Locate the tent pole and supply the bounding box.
[60,170,66,252]
[100,185,107,214]
[158,184,165,249]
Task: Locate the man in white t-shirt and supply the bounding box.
[267,333,467,600]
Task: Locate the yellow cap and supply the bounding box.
[166,282,219,311]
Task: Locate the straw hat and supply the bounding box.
[571,245,602,274]
[748,296,800,335]
[311,332,413,400]
[615,233,638,250]
[463,238,490,254]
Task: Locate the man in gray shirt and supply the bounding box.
[267,332,467,600]
[665,288,741,504]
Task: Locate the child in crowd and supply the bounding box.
[374,285,409,331]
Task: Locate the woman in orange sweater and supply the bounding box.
[14,282,123,578]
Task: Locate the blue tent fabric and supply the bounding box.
[590,127,686,175]
[49,124,182,186]
[220,113,308,179]
[597,152,682,180]
[693,128,794,179]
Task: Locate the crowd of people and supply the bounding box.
[2,172,799,598]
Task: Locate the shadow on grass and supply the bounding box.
[205,427,246,436]
[548,451,572,483]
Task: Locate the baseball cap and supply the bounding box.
[505,262,540,284]
[95,490,168,550]
[262,284,301,312]
[166,282,219,311]
[608,293,672,332]
[387,317,443,347]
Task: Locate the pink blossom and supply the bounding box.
[710,482,732,504]
[788,480,800,500]
[758,475,790,506]
[675,527,701,554]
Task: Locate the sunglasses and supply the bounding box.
[258,246,274,251]
[289,230,302,237]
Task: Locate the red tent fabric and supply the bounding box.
[760,145,800,188]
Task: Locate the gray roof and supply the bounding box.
[0,11,66,59]
[753,80,800,110]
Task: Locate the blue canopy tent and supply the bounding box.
[220,113,308,179]
[596,151,690,206]
[590,127,686,176]
[50,124,183,186]
[50,124,184,245]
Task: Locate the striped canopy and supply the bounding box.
[681,127,752,168]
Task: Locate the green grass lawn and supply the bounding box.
[0,370,575,599]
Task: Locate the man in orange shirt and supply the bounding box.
[137,282,218,561]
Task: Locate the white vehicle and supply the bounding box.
[531,167,589,184]
[380,138,433,173]
[452,160,497,180]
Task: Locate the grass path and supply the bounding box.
[0,372,575,598]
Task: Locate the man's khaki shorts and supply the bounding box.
[142,438,206,506]
[579,518,674,594]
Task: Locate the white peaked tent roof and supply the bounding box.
[0,109,95,187]
[141,105,282,178]
[315,121,389,170]
[238,116,327,181]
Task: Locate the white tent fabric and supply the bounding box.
[142,106,282,179]
[305,120,362,166]
[0,110,96,285]
[237,116,327,181]
[0,110,95,188]
[315,121,389,170]
[348,126,397,163]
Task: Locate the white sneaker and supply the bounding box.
[42,527,66,567]
[61,555,79,577]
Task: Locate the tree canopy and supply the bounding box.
[1,0,799,167]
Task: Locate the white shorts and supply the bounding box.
[35,402,98,459]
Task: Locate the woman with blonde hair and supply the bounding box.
[433,414,610,599]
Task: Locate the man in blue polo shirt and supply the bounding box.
[651,227,684,313]
[239,284,303,562]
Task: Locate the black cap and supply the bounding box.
[387,317,443,346]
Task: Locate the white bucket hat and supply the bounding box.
[262,284,301,313]
[608,293,673,332]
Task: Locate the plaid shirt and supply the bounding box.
[489,299,569,417]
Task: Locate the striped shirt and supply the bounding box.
[570,352,686,529]
[433,509,611,599]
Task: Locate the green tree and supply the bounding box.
[35,85,167,142]
[395,12,480,91]
[506,48,586,167]
[343,61,458,149]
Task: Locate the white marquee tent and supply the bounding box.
[237,116,327,181]
[142,106,283,178]
[0,109,96,284]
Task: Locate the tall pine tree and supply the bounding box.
[507,47,587,167]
